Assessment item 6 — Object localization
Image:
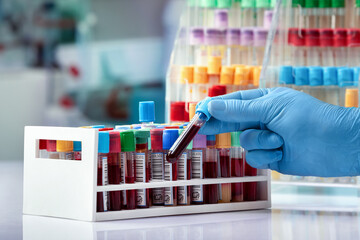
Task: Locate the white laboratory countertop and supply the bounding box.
[1,160,360,240]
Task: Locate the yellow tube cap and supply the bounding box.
[216,133,231,148]
[220,66,235,85]
[194,66,209,84]
[208,56,222,75]
[253,66,262,87]
[234,66,252,86]
[180,66,194,84]
[345,89,359,108]
[56,140,74,152]
[189,102,197,120]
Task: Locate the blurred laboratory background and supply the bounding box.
[0,0,184,160]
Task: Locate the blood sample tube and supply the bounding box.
[206,28,223,85]
[291,0,304,28]
[97,131,110,212]
[333,28,348,67]
[120,130,136,210]
[256,0,271,27]
[288,28,306,66]
[220,66,235,93]
[202,0,216,27]
[107,132,122,211]
[150,129,165,205]
[240,28,254,66]
[38,140,48,158]
[244,154,257,201]
[347,29,360,67]
[234,65,253,90]
[163,129,179,206]
[231,131,244,202]
[180,66,194,103]
[190,28,206,66]
[216,133,231,203]
[304,0,319,28]
[254,28,268,66]
[241,0,256,27]
[166,97,213,164]
[73,141,81,161]
[189,103,206,204]
[226,28,241,66]
[319,0,332,28]
[178,129,192,205]
[305,29,321,66]
[46,140,59,159]
[204,134,218,204]
[170,101,188,123]
[331,0,345,28]
[319,29,334,66]
[193,66,209,103]
[56,141,74,160]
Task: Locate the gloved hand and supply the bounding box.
[198,87,360,177]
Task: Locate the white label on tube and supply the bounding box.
[135,153,147,207]
[120,152,126,206]
[178,153,188,205]
[102,156,108,211]
[151,152,164,205]
[191,150,203,203]
[164,154,174,205]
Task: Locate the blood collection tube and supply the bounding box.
[256,0,271,27]
[178,129,192,205]
[231,131,244,202]
[180,66,194,103]
[304,0,318,28]
[216,133,231,203]
[120,130,136,210]
[254,28,268,66]
[202,0,216,27]
[189,103,206,204]
[244,156,257,201]
[38,140,48,158]
[347,29,360,67]
[288,28,306,66]
[319,29,334,66]
[234,65,253,90]
[97,131,110,212]
[240,28,254,66]
[226,28,241,66]
[166,97,212,164]
[331,0,345,28]
[204,135,218,204]
[56,141,74,160]
[163,129,179,206]
[333,28,348,67]
[206,28,223,85]
[241,0,256,27]
[107,131,121,211]
[263,10,273,29]
[193,66,209,102]
[304,29,321,66]
[46,140,59,159]
[150,129,165,205]
[190,28,206,66]
[319,0,332,28]
[134,129,151,208]
[291,0,304,28]
[139,101,155,126]
[253,66,261,88]
[220,66,235,93]
[73,141,82,161]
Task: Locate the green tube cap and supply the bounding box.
[305,0,318,8]
[292,0,304,7]
[241,0,256,8]
[120,130,135,152]
[357,0,360,7]
[231,131,242,147]
[256,0,270,8]
[135,129,150,145]
[319,0,331,7]
[201,0,217,7]
[331,0,344,7]
[217,0,233,8]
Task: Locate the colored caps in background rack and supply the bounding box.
[180,66,194,84]
[57,140,73,152]
[331,0,344,7]
[194,66,209,83]
[279,66,294,84]
[338,67,354,87]
[217,0,232,8]
[208,85,227,97]
[345,89,359,108]
[357,0,360,7]
[226,28,241,46]
[196,97,213,121]
[170,101,187,122]
[39,140,47,150]
[98,128,114,131]
[305,29,320,47]
[241,28,254,46]
[231,131,242,147]
[208,56,222,75]
[216,132,231,148]
[205,28,222,45]
[294,67,309,86]
[348,29,360,47]
[234,66,252,86]
[73,141,81,152]
[91,125,105,129]
[319,29,333,47]
[207,135,216,147]
[305,0,318,7]
[98,132,110,153]
[115,125,131,130]
[256,0,271,8]
[135,129,150,145]
[292,0,304,7]
[139,101,155,123]
[46,140,56,152]
[193,133,207,149]
[333,29,348,47]
[263,10,273,29]
[241,0,256,8]
[120,130,135,152]
[214,9,228,28]
[220,66,235,85]
[150,129,163,150]
[189,102,197,120]
[109,131,121,153]
[353,67,360,86]
[309,67,323,86]
[163,129,179,150]
[319,0,331,7]
[201,0,217,7]
[288,28,305,46]
[254,28,268,47]
[323,67,338,85]
[190,28,204,45]
[253,66,261,87]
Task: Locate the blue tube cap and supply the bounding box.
[163,129,179,150]
[98,131,109,153]
[73,141,81,151]
[294,67,309,86]
[115,125,131,130]
[195,97,213,121]
[279,66,294,84]
[353,67,360,87]
[309,67,323,86]
[338,67,354,87]
[323,67,338,86]
[139,101,155,123]
[207,135,216,141]
[91,125,105,129]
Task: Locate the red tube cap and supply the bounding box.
[319,29,333,47]
[333,28,348,47]
[39,140,47,150]
[305,29,320,47]
[208,85,227,97]
[150,129,163,150]
[170,101,186,122]
[46,140,57,152]
[288,28,305,46]
[98,127,114,131]
[348,29,360,47]
[109,131,121,153]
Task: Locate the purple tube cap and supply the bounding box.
[190,28,204,45]
[241,28,254,46]
[193,134,207,149]
[264,10,273,29]
[205,28,222,45]
[227,28,241,45]
[254,28,268,46]
[215,9,229,28]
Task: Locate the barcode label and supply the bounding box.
[135,153,147,207]
[164,160,173,181]
[120,152,126,205]
[178,153,187,180]
[151,153,163,180]
[101,156,108,211]
[65,152,73,160]
[191,150,203,202]
[164,187,173,205]
[152,188,164,204]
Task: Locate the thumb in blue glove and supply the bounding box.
[198,87,360,177]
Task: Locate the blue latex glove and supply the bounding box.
[198,87,360,177]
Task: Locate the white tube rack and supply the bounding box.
[23,126,271,222]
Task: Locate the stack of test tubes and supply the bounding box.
[263,0,360,184]
[36,101,262,212]
[167,0,275,123]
